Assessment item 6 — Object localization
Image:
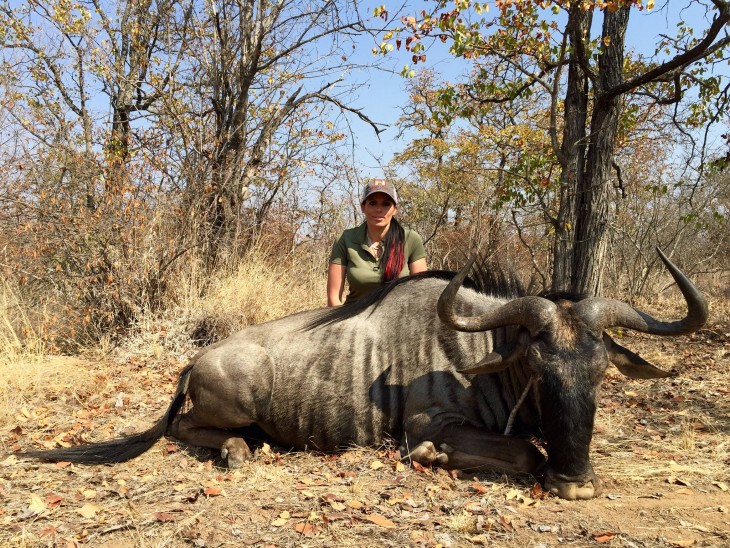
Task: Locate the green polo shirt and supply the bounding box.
[329,223,426,303]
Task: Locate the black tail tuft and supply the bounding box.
[18,363,193,465]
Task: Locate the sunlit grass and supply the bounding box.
[120,239,328,356]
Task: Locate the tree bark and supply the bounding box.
[569,6,630,296]
[552,7,592,292]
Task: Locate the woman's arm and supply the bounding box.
[409,257,427,274]
[327,263,347,306]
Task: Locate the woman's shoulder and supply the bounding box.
[404,226,424,242]
[337,224,366,243]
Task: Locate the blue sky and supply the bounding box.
[346,1,726,178]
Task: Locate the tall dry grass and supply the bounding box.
[0,238,329,429]
[0,281,58,425]
[120,238,329,357]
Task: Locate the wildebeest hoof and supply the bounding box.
[220,438,251,468]
[544,472,602,500]
[403,440,446,466]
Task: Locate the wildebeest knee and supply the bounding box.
[167,413,186,438]
[402,409,444,440]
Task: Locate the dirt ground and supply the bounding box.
[1,319,728,547]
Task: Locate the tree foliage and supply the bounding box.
[0,0,371,349]
[383,0,730,294]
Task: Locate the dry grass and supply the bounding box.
[0,282,51,425]
[120,241,327,358]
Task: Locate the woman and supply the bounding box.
[327,179,427,306]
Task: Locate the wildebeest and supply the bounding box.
[20,248,707,500]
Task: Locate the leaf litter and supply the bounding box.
[1,317,729,546]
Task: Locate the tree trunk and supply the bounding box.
[552,7,592,292]
[574,6,630,296]
[555,6,630,296]
[202,146,250,266]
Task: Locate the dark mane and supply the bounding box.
[305,257,530,330]
[538,290,590,302]
[469,255,528,300]
[305,271,461,330]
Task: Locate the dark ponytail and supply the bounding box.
[382,218,406,283]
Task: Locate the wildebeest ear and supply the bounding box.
[603,333,674,379]
[458,335,527,375]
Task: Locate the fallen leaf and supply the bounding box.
[505,488,521,500]
[55,461,72,469]
[346,500,364,509]
[519,495,537,507]
[77,503,101,519]
[712,481,728,491]
[40,525,57,537]
[370,459,385,470]
[81,489,97,499]
[45,494,63,507]
[395,461,406,472]
[530,482,547,499]
[294,522,318,536]
[323,512,348,524]
[203,487,222,496]
[154,512,176,522]
[330,501,346,511]
[498,515,513,532]
[364,513,396,528]
[411,461,428,472]
[1,455,18,466]
[471,482,489,494]
[593,532,615,543]
[28,495,48,515]
[271,518,288,527]
[667,476,692,487]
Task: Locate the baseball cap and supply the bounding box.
[361,179,399,205]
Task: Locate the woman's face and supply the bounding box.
[361,193,397,231]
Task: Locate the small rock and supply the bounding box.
[434,532,453,547]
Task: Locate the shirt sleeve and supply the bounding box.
[329,233,348,265]
[406,230,426,263]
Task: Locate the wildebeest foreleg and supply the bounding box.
[434,428,545,473]
[168,411,251,468]
[402,412,545,474]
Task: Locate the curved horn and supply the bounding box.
[437,255,557,335]
[575,247,708,335]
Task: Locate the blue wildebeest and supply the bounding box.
[21,249,707,500]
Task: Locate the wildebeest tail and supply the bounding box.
[19,363,194,464]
